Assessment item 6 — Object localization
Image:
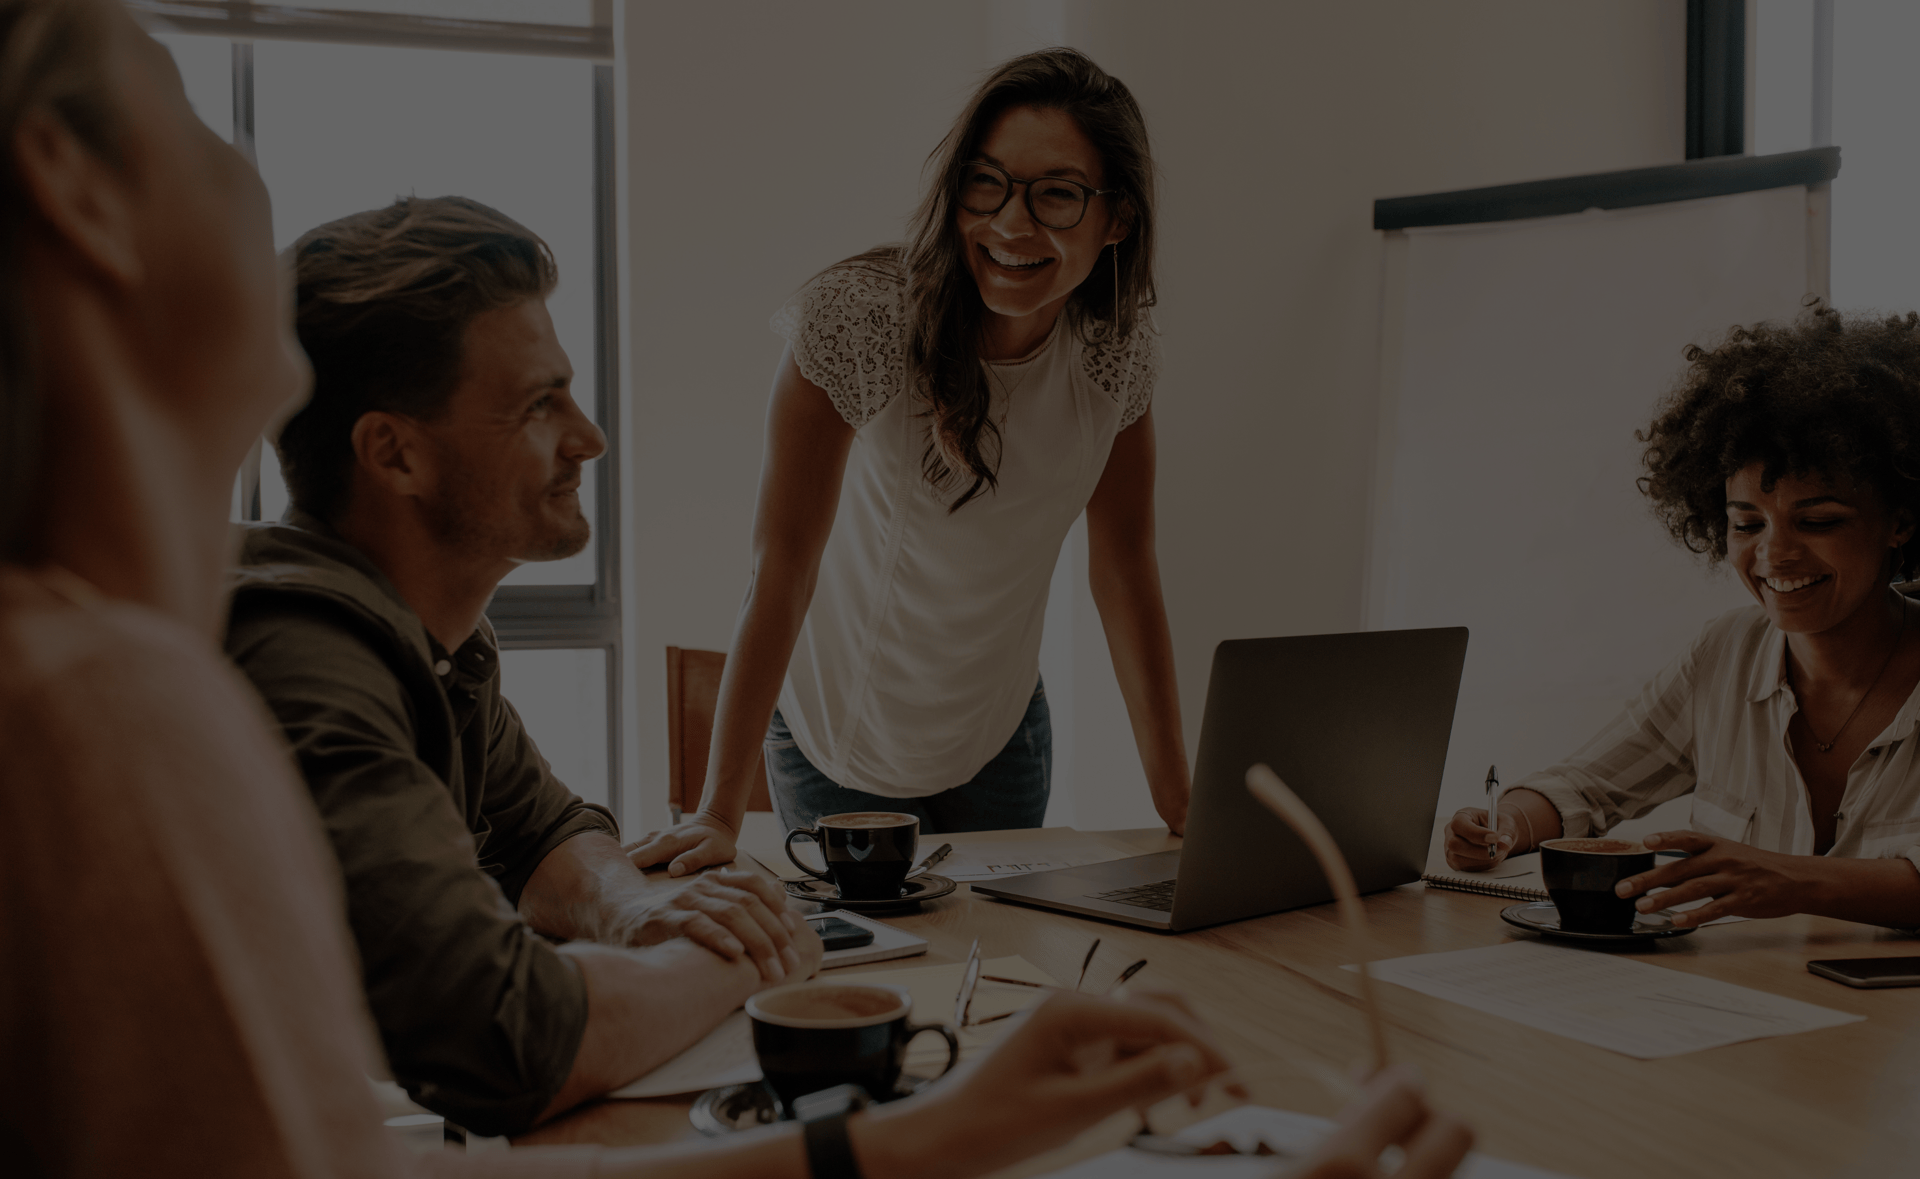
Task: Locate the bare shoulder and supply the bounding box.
[0,569,273,765]
[0,569,217,697]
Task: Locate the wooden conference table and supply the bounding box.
[522,825,1920,1178]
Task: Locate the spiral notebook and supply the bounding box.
[1419,851,1549,901]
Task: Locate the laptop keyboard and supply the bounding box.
[1088,878,1177,912]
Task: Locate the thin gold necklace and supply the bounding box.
[1792,594,1908,753]
[985,350,1039,431]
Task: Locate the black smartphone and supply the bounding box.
[808,915,875,951]
[1807,956,1920,988]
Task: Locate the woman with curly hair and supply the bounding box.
[1444,307,1920,928]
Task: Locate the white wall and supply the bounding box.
[616,2,1685,832]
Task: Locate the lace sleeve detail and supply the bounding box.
[1079,317,1160,430]
[769,257,908,429]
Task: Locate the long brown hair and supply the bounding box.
[900,48,1157,511]
[0,0,118,560]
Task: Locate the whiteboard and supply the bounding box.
[1368,186,1817,844]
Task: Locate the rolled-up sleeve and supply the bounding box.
[227,605,587,1138]
[1516,640,1703,838]
[475,691,617,907]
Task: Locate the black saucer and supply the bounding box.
[689,1077,931,1136]
[1500,900,1696,942]
[781,874,957,914]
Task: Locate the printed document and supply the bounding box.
[1355,940,1862,1059]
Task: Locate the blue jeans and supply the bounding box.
[766,678,1051,835]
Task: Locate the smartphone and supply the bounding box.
[808,915,875,951]
[1807,956,1920,988]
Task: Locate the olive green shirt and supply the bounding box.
[225,516,617,1138]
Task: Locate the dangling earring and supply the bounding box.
[1111,242,1120,333]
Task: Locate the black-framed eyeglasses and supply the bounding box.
[957,161,1117,230]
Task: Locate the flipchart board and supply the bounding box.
[1366,154,1838,852]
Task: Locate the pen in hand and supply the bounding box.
[1484,764,1502,864]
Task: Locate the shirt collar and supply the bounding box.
[1745,609,1920,748]
[1746,622,1791,704]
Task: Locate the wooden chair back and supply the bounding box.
[665,647,772,815]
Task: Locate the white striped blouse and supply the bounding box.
[1518,600,1920,874]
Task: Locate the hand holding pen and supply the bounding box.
[1441,765,1518,871]
[1484,765,1503,863]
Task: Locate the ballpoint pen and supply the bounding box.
[1075,939,1100,992]
[908,843,953,880]
[954,938,982,1030]
[1485,764,1502,862]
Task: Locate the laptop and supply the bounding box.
[972,627,1468,932]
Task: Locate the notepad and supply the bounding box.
[1353,940,1862,1058]
[607,954,1056,1099]
[1421,852,1550,901]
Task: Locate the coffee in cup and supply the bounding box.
[785,812,919,900]
[1538,837,1656,934]
[746,982,960,1115]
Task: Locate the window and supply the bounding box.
[142,1,622,817]
[1753,0,1920,314]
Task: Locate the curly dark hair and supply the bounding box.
[1639,304,1920,580]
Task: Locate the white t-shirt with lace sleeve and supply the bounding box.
[768,254,1159,797]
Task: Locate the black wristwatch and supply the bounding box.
[795,1084,870,1179]
[802,1111,863,1179]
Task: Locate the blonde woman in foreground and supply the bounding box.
[0,1,1471,1175]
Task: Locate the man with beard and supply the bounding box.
[226,196,815,1139]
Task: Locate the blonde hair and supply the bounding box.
[0,0,119,559]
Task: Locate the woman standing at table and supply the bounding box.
[634,50,1190,874]
[1446,308,1920,928]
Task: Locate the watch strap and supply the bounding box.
[802,1110,864,1179]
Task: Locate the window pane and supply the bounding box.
[261,443,291,523]
[253,41,598,584]
[498,647,609,809]
[153,33,232,142]
[293,0,594,24]
[1833,3,1920,311]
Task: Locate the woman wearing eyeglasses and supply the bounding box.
[634,50,1190,875]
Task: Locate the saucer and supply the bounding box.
[689,1077,931,1136]
[1500,901,1696,942]
[782,874,957,914]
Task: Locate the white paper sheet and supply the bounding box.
[933,829,1135,881]
[606,955,1055,1099]
[1034,1105,1571,1178]
[608,1011,760,1099]
[1355,940,1862,1059]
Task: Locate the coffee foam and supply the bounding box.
[749,984,911,1028]
[818,812,918,830]
[1543,837,1649,855]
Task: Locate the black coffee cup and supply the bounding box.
[1539,837,1656,934]
[785,812,919,900]
[746,982,960,1115]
